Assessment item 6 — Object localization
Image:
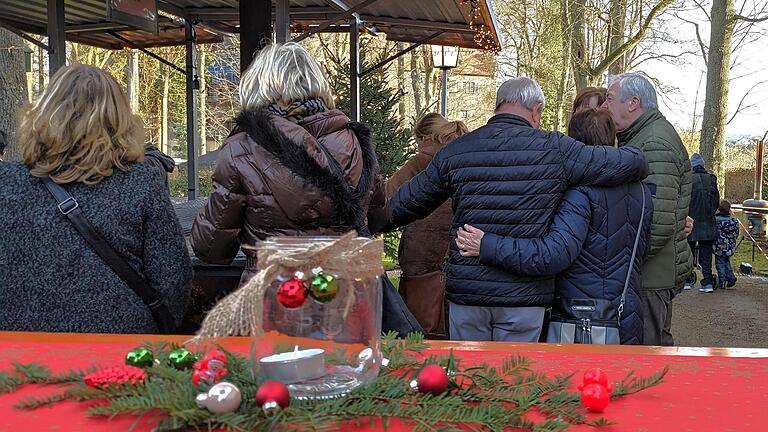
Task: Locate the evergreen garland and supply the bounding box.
[0,332,668,431]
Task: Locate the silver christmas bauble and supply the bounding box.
[195,381,242,414]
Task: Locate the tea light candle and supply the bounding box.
[259,346,326,384]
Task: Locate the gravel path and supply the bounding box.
[672,274,768,348]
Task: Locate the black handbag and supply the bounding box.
[546,183,646,344]
[42,178,177,334]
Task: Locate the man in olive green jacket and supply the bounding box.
[603,73,693,346]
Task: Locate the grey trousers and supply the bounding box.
[641,288,676,346]
[448,302,545,342]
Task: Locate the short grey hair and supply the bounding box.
[239,42,335,111]
[495,77,546,110]
[609,73,658,110]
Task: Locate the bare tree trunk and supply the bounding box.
[608,0,627,74]
[422,47,432,113]
[555,0,574,131]
[699,0,734,192]
[161,65,170,155]
[36,43,45,95]
[409,51,423,114]
[126,49,140,112]
[197,45,207,155]
[0,29,28,160]
[567,0,590,90]
[396,42,407,119]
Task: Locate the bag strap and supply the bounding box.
[41,177,176,333]
[618,183,647,319]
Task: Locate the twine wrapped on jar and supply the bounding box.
[195,232,383,340]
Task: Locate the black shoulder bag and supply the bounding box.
[42,177,176,334]
[546,183,646,344]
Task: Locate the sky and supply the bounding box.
[642,4,768,138]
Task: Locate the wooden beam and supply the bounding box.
[359,31,444,78]
[108,31,185,74]
[292,0,382,43]
[47,0,66,74]
[357,15,473,32]
[0,19,50,50]
[65,22,131,33]
[275,0,290,43]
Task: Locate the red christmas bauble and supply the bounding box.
[579,368,611,392]
[255,381,291,410]
[581,383,610,413]
[277,276,309,308]
[416,364,449,396]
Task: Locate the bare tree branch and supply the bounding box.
[677,15,709,65]
[590,0,675,77]
[632,51,697,67]
[691,0,712,21]
[734,14,768,22]
[726,80,767,125]
[691,71,704,132]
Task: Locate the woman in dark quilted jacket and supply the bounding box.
[457,108,652,344]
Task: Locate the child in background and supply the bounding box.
[714,200,739,290]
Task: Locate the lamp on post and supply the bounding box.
[431,45,459,117]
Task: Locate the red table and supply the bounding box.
[1,332,767,431]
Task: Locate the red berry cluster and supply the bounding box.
[84,366,146,388]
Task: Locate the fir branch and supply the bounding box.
[532,418,570,432]
[501,355,532,376]
[0,362,53,394]
[534,390,586,423]
[47,368,91,384]
[611,366,669,399]
[585,417,616,427]
[0,371,23,394]
[14,388,78,410]
[12,361,52,382]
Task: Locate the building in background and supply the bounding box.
[445,50,497,131]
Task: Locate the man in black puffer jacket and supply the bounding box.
[387,77,649,342]
[686,153,719,293]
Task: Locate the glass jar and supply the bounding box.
[250,237,383,400]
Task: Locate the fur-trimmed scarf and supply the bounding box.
[233,109,377,236]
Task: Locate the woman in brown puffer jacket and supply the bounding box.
[385,113,467,338]
[191,42,386,287]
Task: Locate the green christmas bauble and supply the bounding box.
[125,347,154,368]
[310,272,339,303]
[168,348,197,370]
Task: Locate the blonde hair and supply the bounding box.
[18,64,144,185]
[412,113,468,148]
[240,42,335,111]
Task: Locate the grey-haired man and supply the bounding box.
[603,73,693,346]
[384,77,649,342]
